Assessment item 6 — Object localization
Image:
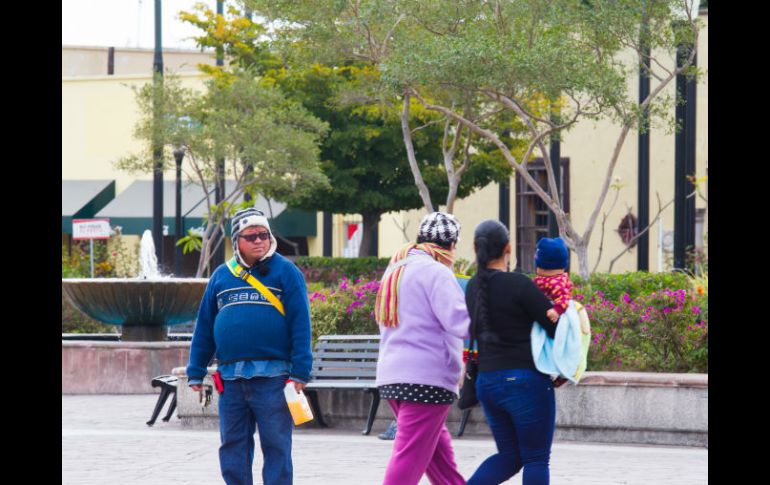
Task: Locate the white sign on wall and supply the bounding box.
[342,223,362,258]
[72,219,111,240]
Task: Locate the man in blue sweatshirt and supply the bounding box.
[187,207,312,485]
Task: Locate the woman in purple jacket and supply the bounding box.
[374,212,471,485]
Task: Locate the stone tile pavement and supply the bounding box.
[62,395,707,484]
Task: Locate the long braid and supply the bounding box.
[472,237,492,338]
[470,220,510,345]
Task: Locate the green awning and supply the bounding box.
[269,208,317,237]
[94,180,316,237]
[62,180,116,233]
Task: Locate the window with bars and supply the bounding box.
[515,158,570,273]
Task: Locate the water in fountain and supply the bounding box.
[62,229,209,341]
[139,230,162,279]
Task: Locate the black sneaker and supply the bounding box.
[378,420,397,440]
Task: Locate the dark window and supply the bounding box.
[275,236,309,257]
[160,235,202,277]
[515,158,570,273]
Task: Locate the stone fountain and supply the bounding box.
[62,231,208,341]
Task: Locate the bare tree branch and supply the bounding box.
[584,37,697,248]
[408,88,580,244]
[591,186,622,273]
[401,93,434,212]
[392,216,411,243]
[380,13,406,59]
[410,118,445,134]
[485,90,576,240]
[605,190,696,273]
[456,131,473,181]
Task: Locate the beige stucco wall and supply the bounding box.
[558,12,707,274]
[376,181,500,264]
[307,212,324,256]
[62,46,217,77]
[62,71,207,193]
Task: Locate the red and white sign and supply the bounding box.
[347,224,359,241]
[343,223,362,257]
[73,219,111,240]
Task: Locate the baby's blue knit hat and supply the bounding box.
[534,237,569,270]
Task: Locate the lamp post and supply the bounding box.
[212,0,226,267]
[173,146,186,276]
[152,0,164,267]
[637,13,651,271]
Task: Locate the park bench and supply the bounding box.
[305,334,381,435]
[146,375,178,426]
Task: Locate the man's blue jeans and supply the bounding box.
[467,368,556,485]
[218,375,293,485]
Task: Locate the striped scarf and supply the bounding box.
[375,242,455,328]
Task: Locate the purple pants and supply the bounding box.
[383,400,466,485]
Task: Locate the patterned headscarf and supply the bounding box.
[417,212,461,246]
[375,241,455,328]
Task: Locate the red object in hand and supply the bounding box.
[553,377,568,388]
[212,371,225,393]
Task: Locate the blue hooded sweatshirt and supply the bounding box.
[186,253,312,383]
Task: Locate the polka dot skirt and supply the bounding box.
[379,383,456,404]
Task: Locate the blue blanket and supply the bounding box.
[531,300,591,384]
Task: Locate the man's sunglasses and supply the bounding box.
[239,232,270,242]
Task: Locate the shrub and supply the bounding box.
[582,288,707,373]
[295,257,390,284]
[572,271,691,302]
[308,277,380,345]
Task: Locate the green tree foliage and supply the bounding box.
[180,4,520,255]
[243,0,703,277]
[117,71,329,275]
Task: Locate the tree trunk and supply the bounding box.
[195,233,211,278]
[401,94,434,213]
[358,212,382,257]
[574,242,590,280]
[446,177,459,214]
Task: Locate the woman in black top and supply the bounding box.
[465,220,558,485]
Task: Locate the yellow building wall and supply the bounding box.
[559,37,641,274]
[378,209,422,259]
[62,46,217,77]
[62,72,207,193]
[560,12,707,274]
[375,182,500,264]
[307,212,325,256]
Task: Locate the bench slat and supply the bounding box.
[306,381,377,389]
[317,335,381,341]
[315,342,380,351]
[309,335,379,390]
[312,361,377,369]
[313,351,379,360]
[313,370,376,378]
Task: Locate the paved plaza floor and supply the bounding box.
[63,395,707,484]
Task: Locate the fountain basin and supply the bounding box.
[62,278,208,341]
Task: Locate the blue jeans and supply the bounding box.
[467,369,556,485]
[218,375,293,485]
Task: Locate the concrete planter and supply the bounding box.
[171,368,707,447]
[62,341,190,394]
[551,372,708,447]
